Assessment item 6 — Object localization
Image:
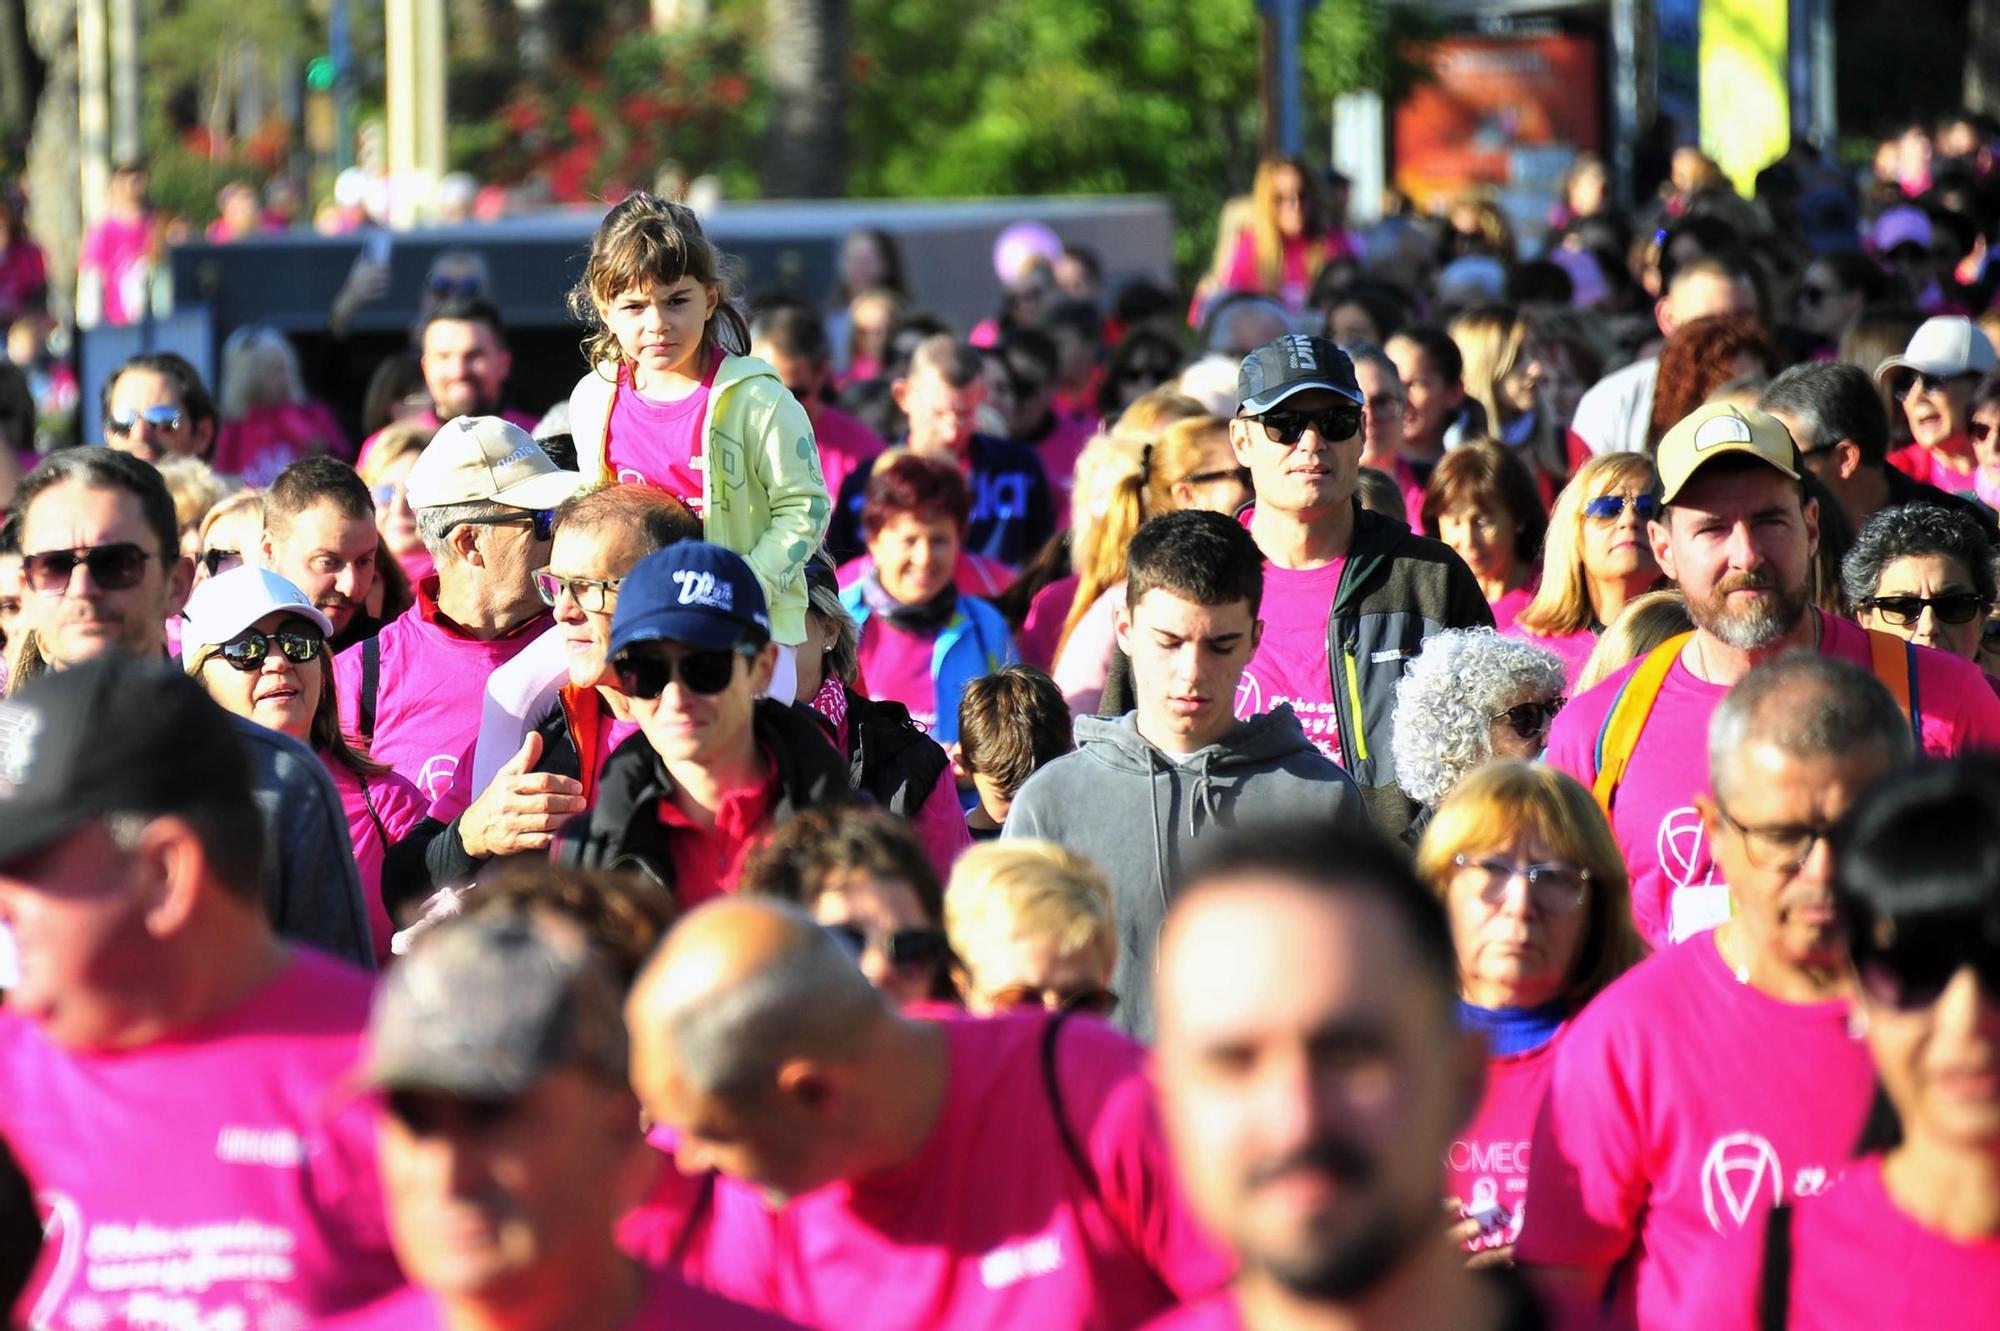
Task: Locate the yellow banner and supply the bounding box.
[1699,0,1790,194]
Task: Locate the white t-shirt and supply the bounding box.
[1570,357,1660,457]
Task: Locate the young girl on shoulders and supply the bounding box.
[568,192,830,700]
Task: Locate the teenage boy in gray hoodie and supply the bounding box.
[1006,509,1368,1042]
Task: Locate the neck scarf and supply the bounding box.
[859,570,959,636]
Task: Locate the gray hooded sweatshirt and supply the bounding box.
[1005,705,1368,1043]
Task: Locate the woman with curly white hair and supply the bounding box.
[1392,627,1567,839]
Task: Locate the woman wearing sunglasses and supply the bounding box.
[181,566,426,964]
[1685,758,2000,1328]
[1875,315,1995,498]
[737,805,955,1008]
[1511,453,1667,689]
[1390,627,1568,843]
[1842,503,1998,672]
[1416,762,1645,1264]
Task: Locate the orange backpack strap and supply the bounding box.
[1591,631,1695,817]
[1864,628,1920,740]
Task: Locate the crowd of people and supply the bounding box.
[3,114,2000,1331]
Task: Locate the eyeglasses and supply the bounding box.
[1862,592,1992,626]
[371,482,409,509]
[200,548,242,578]
[1450,854,1591,913]
[1710,798,1836,871]
[1582,493,1663,523]
[613,645,753,699]
[21,543,157,594]
[1492,696,1564,741]
[1850,910,2000,1012]
[105,405,184,437]
[985,983,1119,1017]
[533,568,623,613]
[207,624,326,672]
[1249,405,1362,446]
[444,509,556,543]
[828,923,951,977]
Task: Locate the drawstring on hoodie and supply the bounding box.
[1146,746,1169,918]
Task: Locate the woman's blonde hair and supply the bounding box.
[1449,305,1531,436]
[1144,415,1237,518]
[1248,155,1328,296]
[1517,452,1661,638]
[357,421,432,491]
[1055,432,1147,661]
[197,488,263,551]
[218,325,306,421]
[568,192,748,373]
[945,840,1118,983]
[1575,588,1693,691]
[1415,760,1647,1008]
[156,455,234,538]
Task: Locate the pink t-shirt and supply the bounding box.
[1504,624,1597,693]
[1544,612,2000,946]
[1517,931,1875,1331]
[661,1012,1232,1331]
[80,214,152,325]
[1449,1037,1562,1256]
[323,1268,801,1330]
[1,950,402,1329]
[1051,584,1125,714]
[325,756,430,963]
[857,618,942,733]
[811,401,887,506]
[212,400,350,483]
[605,356,721,514]
[1135,1290,1241,1331]
[1234,559,1345,764]
[1487,582,1537,634]
[1018,574,1081,670]
[1679,1155,2000,1331]
[1033,414,1096,529]
[333,580,554,804]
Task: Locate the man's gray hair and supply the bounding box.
[416,499,510,561]
[1340,340,1404,401]
[667,906,885,1102]
[1707,651,1915,799]
[1758,362,1890,466]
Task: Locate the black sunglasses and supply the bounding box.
[210,625,326,672]
[613,645,752,699]
[446,509,557,543]
[1899,370,1970,397]
[1851,910,2000,1012]
[1863,592,1992,626]
[1250,405,1362,446]
[1493,697,1565,741]
[105,404,185,437]
[21,543,156,594]
[829,923,950,976]
[200,548,242,578]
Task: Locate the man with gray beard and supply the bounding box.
[1544,402,2000,950]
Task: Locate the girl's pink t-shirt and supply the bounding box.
[606,354,723,514]
[857,617,941,733]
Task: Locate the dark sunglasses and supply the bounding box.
[829,923,950,976]
[613,645,752,699]
[210,625,326,672]
[1493,696,1565,741]
[1863,592,1992,626]
[21,543,156,594]
[446,509,556,542]
[1582,494,1663,523]
[1899,370,1968,397]
[426,274,483,299]
[105,404,184,437]
[1250,404,1362,446]
[1851,910,2000,1012]
[987,983,1120,1017]
[200,548,242,578]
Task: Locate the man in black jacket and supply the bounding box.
[554,541,850,903]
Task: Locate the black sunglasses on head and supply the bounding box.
[613,644,754,699]
[1850,908,2000,1011]
[1248,404,1362,446]
[21,543,156,594]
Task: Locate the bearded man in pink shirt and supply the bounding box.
[623,896,1232,1331]
[0,655,402,1328]
[1520,654,1911,1330]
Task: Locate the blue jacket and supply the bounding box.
[842,589,1017,746]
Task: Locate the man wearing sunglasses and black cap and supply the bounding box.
[555,540,850,905]
[1225,333,1491,838]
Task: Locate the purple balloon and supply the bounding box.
[993,221,1064,284]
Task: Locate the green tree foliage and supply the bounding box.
[842,0,1402,278]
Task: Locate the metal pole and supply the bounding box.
[331,0,355,171]
[1275,0,1303,157]
[108,0,140,164]
[78,0,109,226]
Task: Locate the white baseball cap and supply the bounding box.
[1875,316,1998,386]
[180,566,335,667]
[405,415,585,512]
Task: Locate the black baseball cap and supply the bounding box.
[1237,334,1364,416]
[0,653,253,862]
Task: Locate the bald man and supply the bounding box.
[626,898,1230,1331]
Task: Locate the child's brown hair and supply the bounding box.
[568,192,750,373]
[957,664,1075,802]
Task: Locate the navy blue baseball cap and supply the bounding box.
[607,541,772,658]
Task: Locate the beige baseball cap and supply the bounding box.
[405,415,585,512]
[1655,401,1800,504]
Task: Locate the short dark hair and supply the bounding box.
[904,335,985,390]
[957,664,1075,800]
[1180,820,1459,1000]
[738,806,944,928]
[1707,652,1915,801]
[263,457,373,532]
[1390,324,1463,385]
[748,304,831,364]
[555,483,701,554]
[1760,362,1892,466]
[860,453,971,540]
[1842,502,1999,608]
[100,352,218,437]
[13,448,178,563]
[420,296,507,346]
[1126,509,1265,618]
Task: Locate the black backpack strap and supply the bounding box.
[664,1171,717,1272]
[1758,1203,1794,1331]
[358,635,381,748]
[1040,1010,1103,1205]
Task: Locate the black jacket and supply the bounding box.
[553,700,854,901]
[838,687,953,819]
